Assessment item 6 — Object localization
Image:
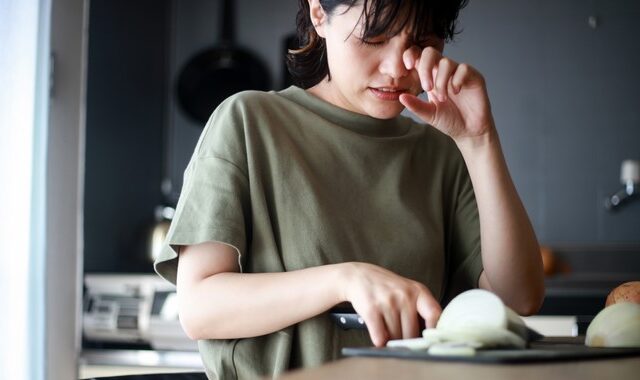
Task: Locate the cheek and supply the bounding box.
[341,40,378,73]
[328,41,365,76]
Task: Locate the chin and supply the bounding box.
[367,104,404,120]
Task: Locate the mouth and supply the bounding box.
[368,87,409,101]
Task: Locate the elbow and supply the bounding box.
[513,300,541,317]
[179,305,223,340]
[179,312,204,341]
[176,290,213,341]
[178,310,204,340]
[512,286,546,316]
[177,295,227,340]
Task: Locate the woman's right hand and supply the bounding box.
[339,262,442,347]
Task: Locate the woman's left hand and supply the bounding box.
[399,46,495,146]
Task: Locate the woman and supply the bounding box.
[155,0,545,378]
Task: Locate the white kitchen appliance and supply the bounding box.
[83,273,197,351]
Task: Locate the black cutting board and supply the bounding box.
[342,337,640,364]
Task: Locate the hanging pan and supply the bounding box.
[176,0,271,124]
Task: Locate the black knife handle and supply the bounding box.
[329,304,426,331]
[331,312,367,330]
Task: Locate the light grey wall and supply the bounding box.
[48,0,88,377]
[167,0,639,246]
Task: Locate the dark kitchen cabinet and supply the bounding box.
[84,0,171,273]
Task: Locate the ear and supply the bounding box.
[308,0,327,38]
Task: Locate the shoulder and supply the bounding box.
[213,90,293,120]
[195,90,297,156]
[224,89,279,106]
[192,92,271,157]
[201,90,279,134]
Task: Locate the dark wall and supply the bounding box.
[84,0,170,273]
[444,0,640,245]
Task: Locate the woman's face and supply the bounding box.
[310,3,444,120]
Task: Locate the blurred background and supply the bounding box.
[1,0,639,379]
[84,0,640,276]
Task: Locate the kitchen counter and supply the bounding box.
[278,355,640,380]
[278,336,640,380]
[79,349,203,379]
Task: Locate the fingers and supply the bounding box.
[434,58,456,102]
[370,285,439,345]
[362,301,417,346]
[383,297,421,340]
[382,306,402,341]
[399,93,437,124]
[416,47,440,92]
[361,308,388,347]
[451,63,480,95]
[409,47,479,101]
[400,307,420,339]
[418,50,456,102]
[347,264,441,346]
[402,46,422,72]
[416,289,442,329]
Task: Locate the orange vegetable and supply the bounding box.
[540,246,556,276]
[605,281,640,307]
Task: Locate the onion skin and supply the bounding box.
[605,281,640,307]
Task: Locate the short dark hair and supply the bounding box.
[286,0,469,89]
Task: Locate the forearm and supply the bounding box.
[456,129,545,315]
[179,263,347,340]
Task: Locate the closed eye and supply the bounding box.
[361,38,386,47]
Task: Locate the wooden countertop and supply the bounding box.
[277,355,640,380]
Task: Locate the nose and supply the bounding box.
[378,43,409,80]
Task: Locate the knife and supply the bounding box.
[329,303,427,331]
[329,304,545,342]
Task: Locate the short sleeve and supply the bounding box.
[442,152,484,305]
[154,97,251,285]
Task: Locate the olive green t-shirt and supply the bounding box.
[154,86,483,379]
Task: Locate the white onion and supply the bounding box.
[585,302,640,348]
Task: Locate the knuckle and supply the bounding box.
[415,282,431,295]
[375,292,392,307]
[421,47,436,61]
[358,305,376,320]
[392,292,410,307]
[424,46,439,54]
